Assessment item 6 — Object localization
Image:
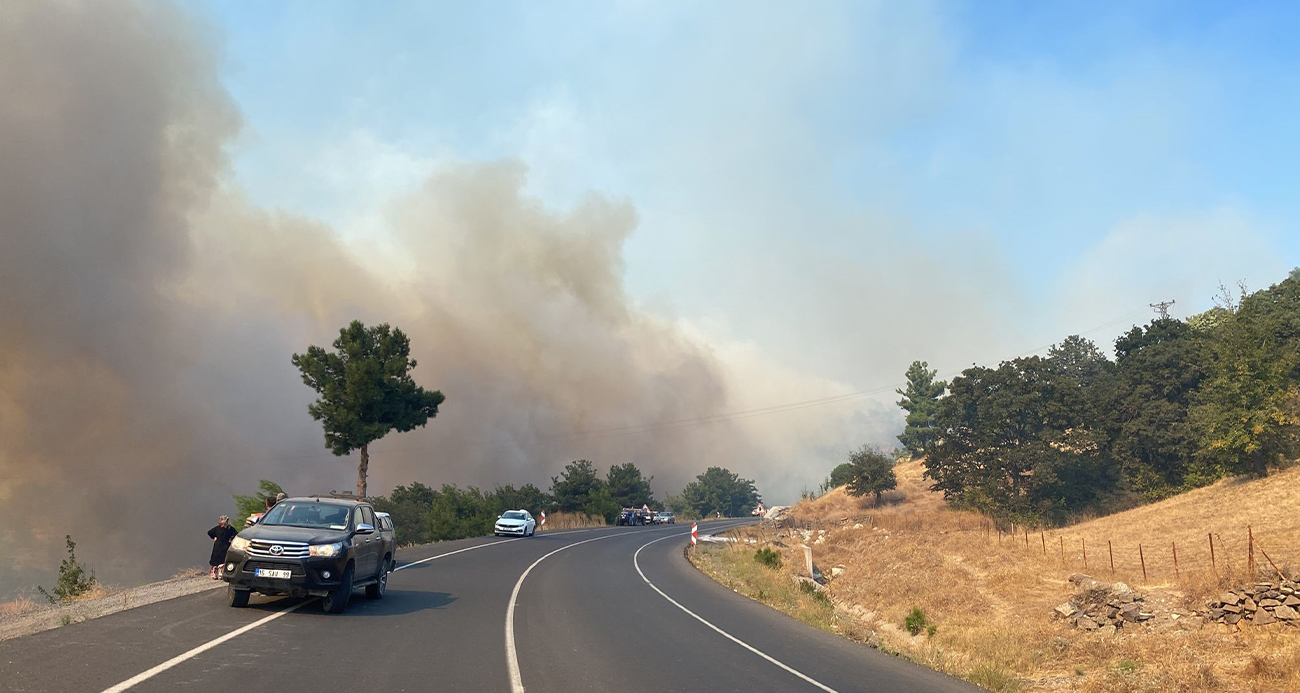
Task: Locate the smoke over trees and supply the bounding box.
[0,0,850,596]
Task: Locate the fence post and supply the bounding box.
[1082,538,1088,570]
[1248,525,1255,577]
[1108,540,1114,575]
[1024,527,1029,549]
[1259,545,1287,582]
[1172,541,1180,580]
[1139,544,1147,582]
[1209,533,1216,574]
[1041,530,1046,555]
[1059,536,1064,567]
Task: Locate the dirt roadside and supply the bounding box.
[0,574,224,643]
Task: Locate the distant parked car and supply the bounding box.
[494,510,536,537]
[616,508,635,526]
[653,511,675,525]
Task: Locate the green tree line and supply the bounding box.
[905,269,1300,525]
[357,461,759,546]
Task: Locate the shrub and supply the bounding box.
[38,536,96,604]
[753,547,782,569]
[905,606,929,636]
[798,581,831,605]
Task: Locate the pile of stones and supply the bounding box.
[1199,580,1299,627]
[1053,573,1152,635]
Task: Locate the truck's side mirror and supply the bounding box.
[356,523,375,534]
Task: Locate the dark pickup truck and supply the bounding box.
[221,496,395,613]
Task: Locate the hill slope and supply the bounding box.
[707,460,1300,692]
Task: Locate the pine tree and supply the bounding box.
[896,361,947,457]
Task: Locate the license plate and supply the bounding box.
[254,568,292,579]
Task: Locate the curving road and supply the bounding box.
[0,522,981,692]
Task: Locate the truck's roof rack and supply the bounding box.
[308,490,368,501]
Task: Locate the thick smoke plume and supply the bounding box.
[0,1,873,596]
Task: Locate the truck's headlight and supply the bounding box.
[309,542,343,557]
[231,536,251,552]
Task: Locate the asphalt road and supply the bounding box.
[0,522,983,693]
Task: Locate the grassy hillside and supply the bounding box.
[693,460,1300,692]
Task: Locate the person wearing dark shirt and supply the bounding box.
[207,516,237,579]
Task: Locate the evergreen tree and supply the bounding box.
[896,361,947,457]
[605,462,656,509]
[292,320,445,497]
[550,460,605,512]
[233,480,285,526]
[677,467,761,517]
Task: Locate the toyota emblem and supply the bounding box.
[270,545,283,555]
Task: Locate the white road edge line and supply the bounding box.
[99,601,310,693]
[99,535,531,693]
[392,528,590,572]
[633,527,840,693]
[504,524,689,693]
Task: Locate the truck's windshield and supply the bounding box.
[262,502,351,530]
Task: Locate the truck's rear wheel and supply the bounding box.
[228,587,250,608]
[323,565,352,614]
[366,559,389,599]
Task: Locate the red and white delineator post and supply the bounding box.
[690,522,698,547]
[540,511,546,528]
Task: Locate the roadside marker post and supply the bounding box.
[540,511,546,529]
[691,522,698,548]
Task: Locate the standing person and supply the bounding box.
[208,516,237,579]
[245,493,281,528]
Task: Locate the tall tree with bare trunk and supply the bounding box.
[293,320,445,497]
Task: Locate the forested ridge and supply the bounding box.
[896,269,1300,524]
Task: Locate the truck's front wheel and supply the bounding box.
[323,565,353,614]
[228,587,250,608]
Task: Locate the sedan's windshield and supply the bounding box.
[261,502,351,529]
[501,511,528,520]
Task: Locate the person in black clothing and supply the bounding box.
[208,515,237,579]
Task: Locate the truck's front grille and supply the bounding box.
[244,561,307,576]
[247,539,310,558]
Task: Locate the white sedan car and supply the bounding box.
[493,510,537,537]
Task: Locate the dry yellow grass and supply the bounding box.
[537,511,606,530]
[0,596,41,619]
[705,460,1300,693]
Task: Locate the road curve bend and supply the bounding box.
[0,523,981,693]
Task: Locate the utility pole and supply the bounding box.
[1149,300,1175,320]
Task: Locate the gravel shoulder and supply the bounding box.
[0,575,224,643]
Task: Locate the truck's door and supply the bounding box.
[352,506,377,578]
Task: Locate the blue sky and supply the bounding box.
[194,0,1300,388]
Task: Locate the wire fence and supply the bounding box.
[776,511,1296,589]
[980,521,1296,587]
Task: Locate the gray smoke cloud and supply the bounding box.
[2,0,850,597]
